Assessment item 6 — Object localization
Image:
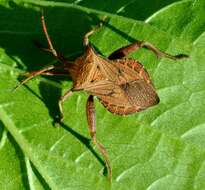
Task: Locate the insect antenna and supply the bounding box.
[13,65,56,91]
[41,10,58,58]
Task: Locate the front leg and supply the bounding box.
[86,95,112,181]
[109,40,188,60]
[83,16,107,47]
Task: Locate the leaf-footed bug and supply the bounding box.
[15,13,188,181]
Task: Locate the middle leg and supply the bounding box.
[58,89,73,122]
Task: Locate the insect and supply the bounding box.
[15,14,188,181]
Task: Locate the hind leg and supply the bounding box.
[86,95,112,181]
[109,40,188,60]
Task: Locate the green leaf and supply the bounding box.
[146,0,205,41]
[0,0,205,189]
[68,0,182,21]
[142,0,205,146]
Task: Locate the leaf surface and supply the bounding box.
[0,0,205,189]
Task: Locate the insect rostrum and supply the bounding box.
[16,14,188,181]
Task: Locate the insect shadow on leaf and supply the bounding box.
[14,11,188,182]
[7,134,31,190]
[39,81,62,123]
[29,161,51,190]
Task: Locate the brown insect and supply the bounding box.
[15,14,187,181]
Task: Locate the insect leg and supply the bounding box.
[109,40,188,60]
[58,89,73,122]
[83,17,107,46]
[86,95,112,181]
[14,65,56,91]
[83,30,95,46]
[42,71,69,76]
